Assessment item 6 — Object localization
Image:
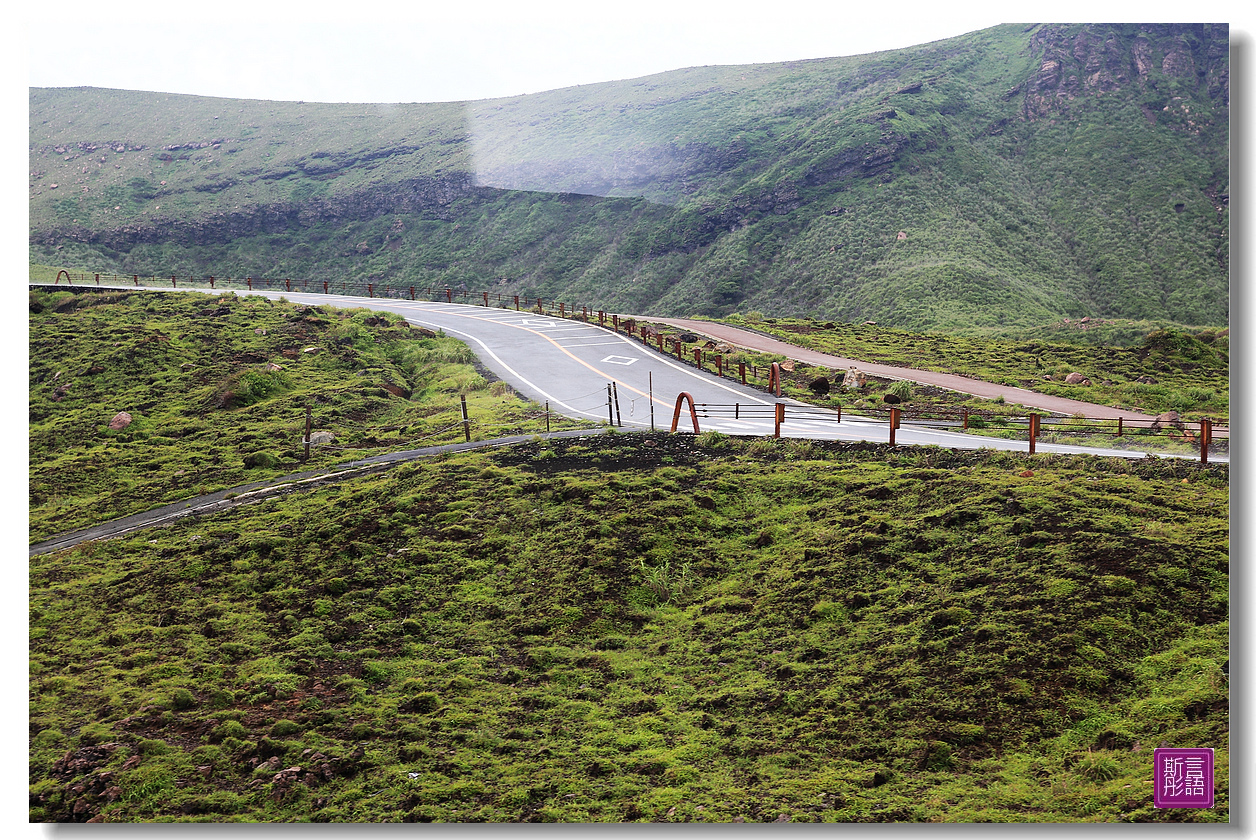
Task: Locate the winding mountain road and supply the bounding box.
[117,286,1221,461]
[28,285,1228,554]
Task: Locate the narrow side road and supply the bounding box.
[28,429,610,557]
[647,317,1167,423]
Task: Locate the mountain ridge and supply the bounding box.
[29,22,1228,333]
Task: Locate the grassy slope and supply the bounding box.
[28,288,592,542]
[28,24,1228,333]
[30,434,1228,822]
[714,315,1229,420]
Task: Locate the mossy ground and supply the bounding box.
[719,315,1228,422]
[28,287,594,542]
[30,433,1227,823]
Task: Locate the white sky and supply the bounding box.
[22,1,1249,104]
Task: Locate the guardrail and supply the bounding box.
[44,272,1229,461]
[670,399,1224,463]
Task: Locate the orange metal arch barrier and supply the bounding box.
[670,392,701,434]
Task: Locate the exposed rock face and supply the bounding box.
[1022,24,1229,121]
[107,411,132,430]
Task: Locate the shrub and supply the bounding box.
[169,687,196,710]
[243,451,279,469]
[889,380,914,401]
[271,719,302,737]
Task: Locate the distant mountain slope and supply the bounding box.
[28,23,1228,333]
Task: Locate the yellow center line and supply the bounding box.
[417,307,665,403]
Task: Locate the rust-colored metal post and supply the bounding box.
[537,298,544,314]
[1117,417,1123,437]
[962,407,969,430]
[94,273,100,285]
[768,363,782,397]
[675,339,683,361]
[247,277,253,291]
[1200,418,1211,464]
[670,392,700,434]
[1028,413,1039,455]
[514,295,520,311]
[716,355,723,377]
[837,403,842,423]
[324,281,329,294]
[171,275,177,287]
[460,395,471,442]
[368,283,374,298]
[599,311,606,327]
[775,403,784,439]
[559,302,565,317]
[658,333,665,352]
[739,362,746,385]
[285,278,292,292]
[445,288,452,303]
[483,292,489,306]
[889,407,900,445]
[693,348,702,367]
[209,276,215,289]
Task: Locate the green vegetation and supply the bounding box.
[28,287,592,541]
[30,434,1227,822]
[28,23,1227,333]
[717,316,1228,421]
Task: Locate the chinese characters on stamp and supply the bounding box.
[1154,748,1213,809]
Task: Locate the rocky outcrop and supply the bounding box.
[30,173,494,251]
[1022,24,1229,121]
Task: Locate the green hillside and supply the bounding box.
[27,288,1229,824]
[30,434,1229,822]
[28,23,1228,333]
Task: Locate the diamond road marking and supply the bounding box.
[601,355,639,366]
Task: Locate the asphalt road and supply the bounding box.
[173,288,1222,462]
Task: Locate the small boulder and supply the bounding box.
[308,431,336,445]
[1152,410,1184,431]
[1063,372,1091,385]
[108,412,133,430]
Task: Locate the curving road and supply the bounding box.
[121,286,1219,462]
